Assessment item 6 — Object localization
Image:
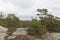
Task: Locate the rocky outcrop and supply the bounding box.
[13,34,42,40]
[6,28,42,40]
[42,32,54,40]
[1,27,60,40]
[42,32,60,40]
[0,25,8,33]
[0,25,8,40]
[5,28,28,40]
[0,33,7,40]
[4,27,17,40]
[51,33,60,40]
[12,28,27,36]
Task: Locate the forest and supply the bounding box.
[0,8,60,38]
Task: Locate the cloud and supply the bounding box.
[0,0,18,14]
[0,0,60,20]
[5,0,36,9]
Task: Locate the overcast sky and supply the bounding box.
[0,0,60,20]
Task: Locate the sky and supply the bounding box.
[0,0,60,20]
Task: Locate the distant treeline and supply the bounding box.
[0,8,60,38]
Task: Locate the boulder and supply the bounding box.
[0,25,8,40]
[51,33,60,40]
[0,25,8,33]
[0,33,7,40]
[42,32,54,40]
[12,28,27,36]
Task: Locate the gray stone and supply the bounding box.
[42,32,54,40]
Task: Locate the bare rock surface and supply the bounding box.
[0,33,7,40]
[7,28,42,40]
[0,25,8,33]
[7,28,28,40]
[0,26,60,40]
[42,32,54,40]
[12,28,27,36]
[0,25,8,40]
[51,33,60,40]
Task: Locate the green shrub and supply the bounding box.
[27,19,47,38]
